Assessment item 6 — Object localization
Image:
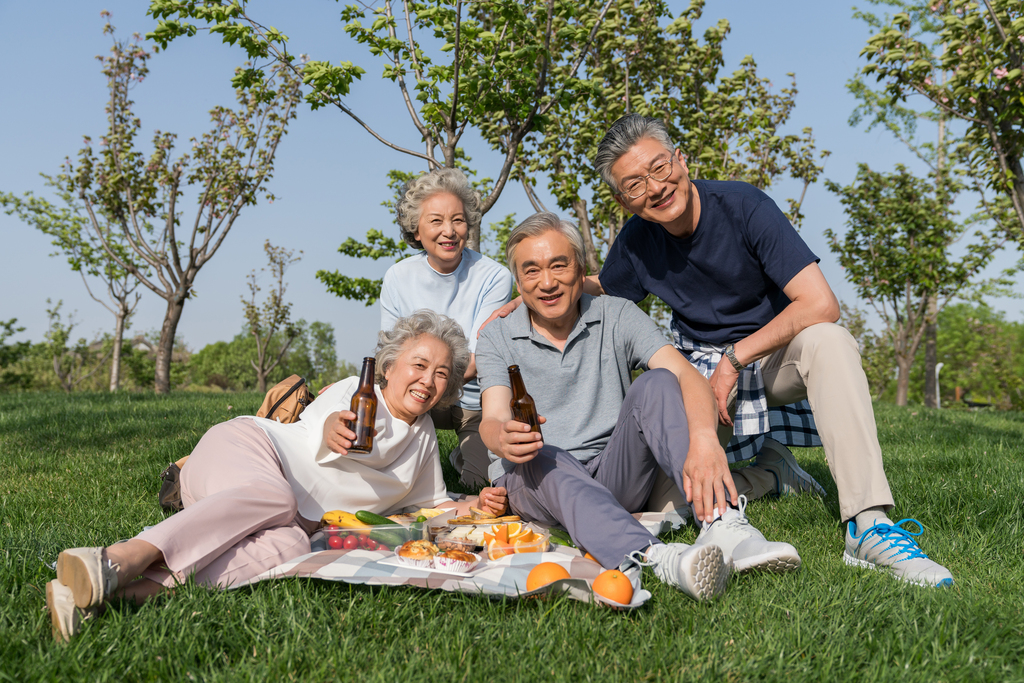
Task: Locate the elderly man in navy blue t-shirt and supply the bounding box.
[585,113,952,588]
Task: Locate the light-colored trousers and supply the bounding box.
[137,418,314,589]
[430,405,488,488]
[646,323,894,522]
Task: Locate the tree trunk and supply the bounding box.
[571,198,601,275]
[109,309,125,392]
[258,370,268,394]
[895,357,912,406]
[467,224,480,254]
[155,294,186,394]
[923,294,938,408]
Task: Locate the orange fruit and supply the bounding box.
[583,552,599,564]
[504,522,525,538]
[485,538,514,560]
[513,531,543,553]
[526,562,571,591]
[592,569,634,605]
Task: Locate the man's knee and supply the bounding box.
[629,367,677,396]
[794,322,860,362]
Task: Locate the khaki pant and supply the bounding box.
[430,405,488,488]
[646,323,894,522]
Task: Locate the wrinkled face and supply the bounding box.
[381,334,452,425]
[610,138,693,231]
[514,230,585,329]
[414,192,468,274]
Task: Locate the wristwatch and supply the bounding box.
[723,343,745,372]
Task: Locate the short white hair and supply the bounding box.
[375,310,470,408]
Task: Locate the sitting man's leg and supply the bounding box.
[761,322,953,587]
[495,445,729,602]
[592,368,800,573]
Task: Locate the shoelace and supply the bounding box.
[700,494,750,532]
[860,518,930,561]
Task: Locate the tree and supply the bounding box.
[859,0,1024,244]
[506,0,829,276]
[0,319,32,391]
[64,20,301,393]
[243,240,302,393]
[44,300,112,393]
[1,178,146,392]
[838,302,897,401]
[825,163,1009,405]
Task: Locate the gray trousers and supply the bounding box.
[494,369,689,568]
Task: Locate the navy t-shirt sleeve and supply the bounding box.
[599,230,649,304]
[745,198,818,292]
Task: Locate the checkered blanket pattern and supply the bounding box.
[235,512,688,609]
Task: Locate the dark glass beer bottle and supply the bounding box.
[346,357,377,453]
[508,365,542,437]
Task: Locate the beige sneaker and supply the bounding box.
[57,547,120,609]
[45,579,95,642]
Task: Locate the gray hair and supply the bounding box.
[375,309,470,409]
[505,212,586,281]
[594,114,675,191]
[394,168,483,250]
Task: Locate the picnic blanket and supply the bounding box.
[235,510,691,609]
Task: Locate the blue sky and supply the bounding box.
[1,0,1020,366]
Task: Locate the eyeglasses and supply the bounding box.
[618,154,676,199]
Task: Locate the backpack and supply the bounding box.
[157,375,314,511]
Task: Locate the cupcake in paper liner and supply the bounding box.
[396,539,439,568]
[434,550,481,573]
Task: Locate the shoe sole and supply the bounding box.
[680,545,729,601]
[57,549,103,609]
[734,547,802,574]
[842,550,954,588]
[45,580,73,643]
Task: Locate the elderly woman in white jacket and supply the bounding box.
[46,311,507,641]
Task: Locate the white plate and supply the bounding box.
[377,555,484,578]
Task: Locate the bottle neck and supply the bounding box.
[359,357,376,388]
[508,366,527,397]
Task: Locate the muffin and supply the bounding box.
[396,539,439,568]
[434,549,480,573]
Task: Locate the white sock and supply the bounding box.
[854,507,894,532]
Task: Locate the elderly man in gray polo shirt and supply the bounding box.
[476,212,799,602]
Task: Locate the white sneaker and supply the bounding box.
[628,542,730,602]
[56,547,120,609]
[694,496,801,573]
[844,518,954,587]
[46,579,95,642]
[756,439,826,498]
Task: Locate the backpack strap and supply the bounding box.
[268,376,309,418]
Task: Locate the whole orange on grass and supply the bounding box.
[526,562,571,591]
[592,569,634,605]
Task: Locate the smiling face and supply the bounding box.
[610,138,697,237]
[413,192,469,274]
[514,229,585,334]
[381,334,452,425]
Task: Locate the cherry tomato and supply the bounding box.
[343,535,359,550]
[365,538,378,551]
[324,525,341,531]
[327,535,344,549]
[377,544,389,552]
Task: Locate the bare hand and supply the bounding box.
[323,411,376,454]
[478,486,508,516]
[682,432,738,524]
[707,362,739,427]
[498,415,546,464]
[478,297,522,337]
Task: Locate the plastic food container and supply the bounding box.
[435,522,550,560]
[320,523,429,553]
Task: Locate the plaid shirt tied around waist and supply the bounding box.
[672,328,821,463]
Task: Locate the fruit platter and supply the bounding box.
[314,509,441,552]
[435,521,550,560]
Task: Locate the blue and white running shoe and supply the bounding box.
[844,518,954,587]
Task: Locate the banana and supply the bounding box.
[412,508,446,520]
[320,510,371,528]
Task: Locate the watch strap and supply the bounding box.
[724,343,745,372]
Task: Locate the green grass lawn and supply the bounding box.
[1,392,1022,682]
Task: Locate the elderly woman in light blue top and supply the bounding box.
[380,168,514,487]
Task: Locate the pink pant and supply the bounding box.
[137,418,313,589]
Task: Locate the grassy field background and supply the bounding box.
[1,391,1022,682]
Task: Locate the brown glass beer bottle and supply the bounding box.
[346,357,377,453]
[508,365,542,437]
